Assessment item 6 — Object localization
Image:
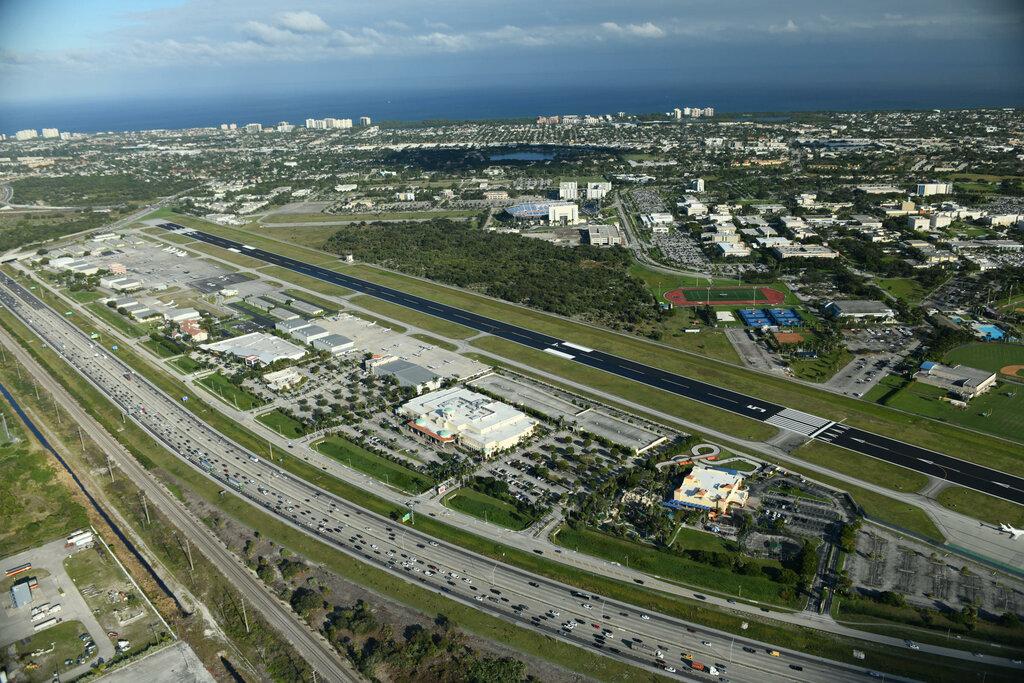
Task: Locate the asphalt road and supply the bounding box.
[0,274,917,682]
[160,222,1024,506]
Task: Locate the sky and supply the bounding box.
[0,0,1022,107]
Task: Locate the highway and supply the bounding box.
[158,222,1024,506]
[0,272,912,682]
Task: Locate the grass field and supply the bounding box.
[314,435,434,494]
[553,525,801,608]
[443,488,534,530]
[197,373,265,411]
[142,336,186,359]
[882,380,1024,444]
[14,620,89,682]
[66,289,103,303]
[85,303,147,338]
[0,408,89,557]
[936,486,1024,526]
[258,266,353,297]
[469,336,778,440]
[350,294,477,339]
[876,277,927,303]
[944,342,1024,375]
[788,347,853,383]
[792,441,929,493]
[283,289,341,313]
[153,213,1024,475]
[263,209,478,223]
[169,355,202,374]
[256,409,307,438]
[410,333,459,351]
[666,286,785,306]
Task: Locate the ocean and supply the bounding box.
[2,82,1021,135]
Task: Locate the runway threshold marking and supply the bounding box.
[544,348,575,360]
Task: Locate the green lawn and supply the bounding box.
[283,289,341,313]
[258,266,353,297]
[169,355,202,374]
[256,409,307,438]
[443,488,535,530]
[788,347,853,383]
[85,302,147,338]
[0,413,89,557]
[15,620,89,682]
[142,336,187,359]
[936,486,1024,527]
[862,374,905,403]
[66,289,103,303]
[883,380,1024,444]
[553,525,801,609]
[263,209,478,223]
[410,333,459,352]
[314,435,434,494]
[792,441,929,494]
[876,278,927,303]
[943,342,1024,375]
[197,373,265,410]
[350,294,477,339]
[470,336,777,441]
[717,458,759,472]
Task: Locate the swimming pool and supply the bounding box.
[973,323,1005,340]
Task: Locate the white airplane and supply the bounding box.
[999,523,1024,540]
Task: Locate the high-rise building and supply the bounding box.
[41,128,60,138]
[585,182,612,200]
[672,108,682,121]
[559,181,577,200]
[690,178,705,192]
[359,116,372,126]
[702,107,715,117]
[276,121,294,132]
[15,129,38,141]
[305,118,318,129]
[229,123,237,130]
[243,123,263,133]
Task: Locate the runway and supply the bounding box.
[160,222,1024,506]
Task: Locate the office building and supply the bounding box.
[690,178,705,192]
[583,224,623,246]
[771,245,839,259]
[585,182,612,200]
[641,213,675,233]
[400,387,536,455]
[914,361,996,400]
[548,202,580,225]
[559,181,578,201]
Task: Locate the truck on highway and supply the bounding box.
[687,660,720,676]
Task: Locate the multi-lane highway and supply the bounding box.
[158,222,1024,506]
[0,265,917,682]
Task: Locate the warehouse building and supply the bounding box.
[914,361,997,400]
[312,333,354,354]
[400,387,536,455]
[366,355,441,393]
[201,332,306,366]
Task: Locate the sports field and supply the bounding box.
[665,285,785,307]
[944,342,1024,377]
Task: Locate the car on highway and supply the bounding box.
[582,603,592,610]
[905,640,920,650]
[640,614,650,620]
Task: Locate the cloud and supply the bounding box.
[241,21,300,45]
[277,11,330,34]
[601,21,666,38]
[770,19,800,33]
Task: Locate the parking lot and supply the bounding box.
[651,232,712,270]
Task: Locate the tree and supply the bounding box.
[289,587,321,616]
